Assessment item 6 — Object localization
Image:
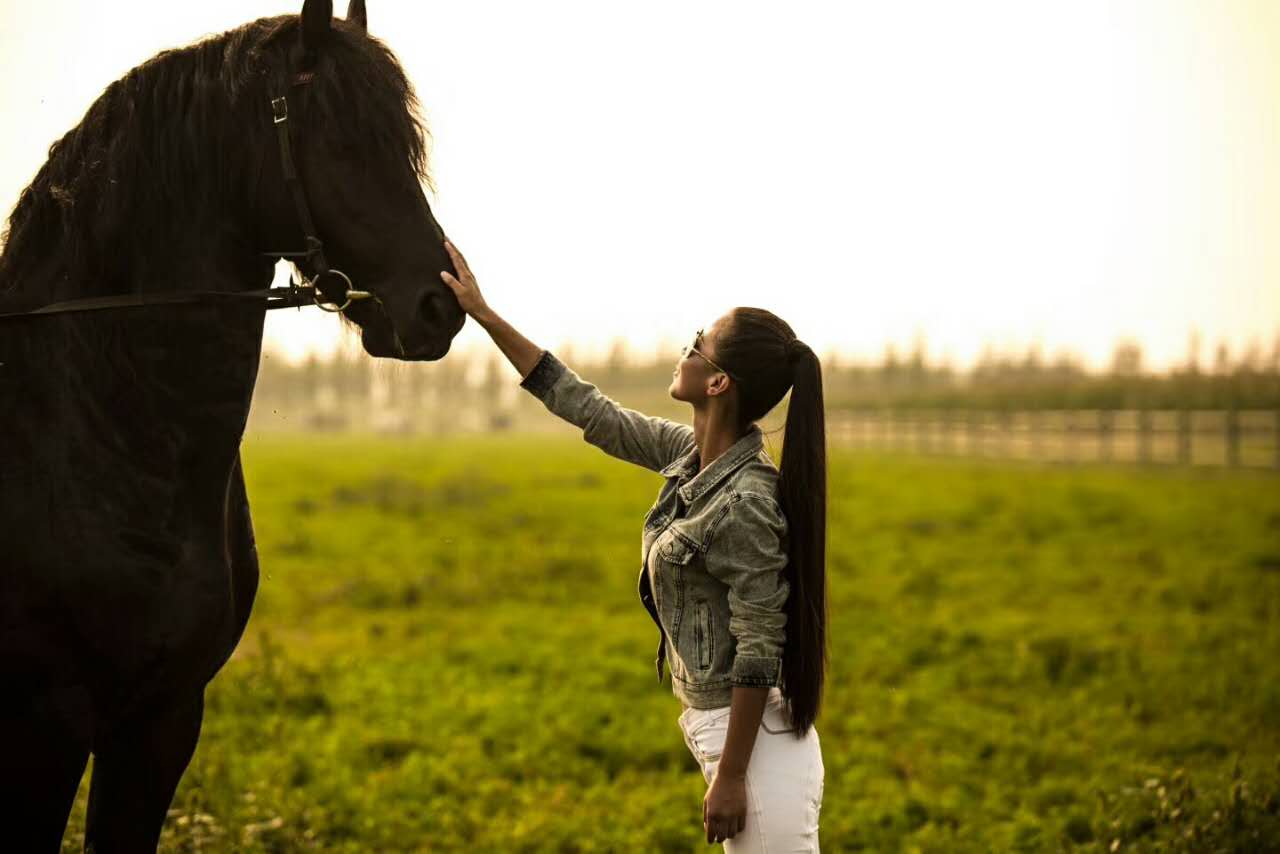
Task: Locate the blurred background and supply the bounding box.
[3,1,1278,851]
[3,1,1278,377]
[7,0,1277,465]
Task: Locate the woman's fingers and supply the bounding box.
[705,815,736,843]
[437,238,491,318]
[443,239,473,280]
[438,266,485,318]
[708,812,746,841]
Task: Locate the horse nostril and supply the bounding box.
[418,290,455,330]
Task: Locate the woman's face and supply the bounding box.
[669,313,734,403]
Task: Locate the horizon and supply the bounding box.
[259,320,1278,379]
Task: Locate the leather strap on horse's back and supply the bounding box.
[0,285,316,319]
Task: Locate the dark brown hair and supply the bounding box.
[715,307,827,735]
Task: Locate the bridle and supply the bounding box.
[261,71,373,314]
[0,71,371,320]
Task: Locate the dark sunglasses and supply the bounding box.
[680,329,737,381]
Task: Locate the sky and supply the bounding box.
[0,0,1276,371]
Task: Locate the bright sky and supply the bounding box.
[1,1,1277,371]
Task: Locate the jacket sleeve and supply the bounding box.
[704,494,790,687]
[519,350,695,474]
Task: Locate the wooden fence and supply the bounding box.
[827,409,1280,470]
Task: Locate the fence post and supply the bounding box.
[1177,409,1192,465]
[1099,409,1113,463]
[1137,408,1152,465]
[1275,409,1280,471]
[1063,410,1076,464]
[1226,406,1240,467]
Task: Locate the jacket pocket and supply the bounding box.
[656,529,697,566]
[653,528,697,656]
[694,600,713,671]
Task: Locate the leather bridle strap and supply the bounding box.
[0,284,316,320]
[268,92,331,283]
[262,83,372,313]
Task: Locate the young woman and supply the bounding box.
[440,241,827,850]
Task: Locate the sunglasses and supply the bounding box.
[680,329,737,381]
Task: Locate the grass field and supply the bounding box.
[60,435,1280,852]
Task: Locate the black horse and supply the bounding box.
[0,1,463,849]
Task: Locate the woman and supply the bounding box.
[440,241,827,850]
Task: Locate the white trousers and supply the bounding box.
[677,687,824,853]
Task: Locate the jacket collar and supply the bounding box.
[661,424,765,504]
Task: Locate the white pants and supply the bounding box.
[677,687,824,853]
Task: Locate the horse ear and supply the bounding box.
[347,0,367,31]
[300,0,334,55]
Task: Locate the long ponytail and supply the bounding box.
[715,309,828,735]
[778,342,827,735]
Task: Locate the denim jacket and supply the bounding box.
[520,351,789,709]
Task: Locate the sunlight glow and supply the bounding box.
[1,1,1276,370]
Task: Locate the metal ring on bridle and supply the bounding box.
[310,269,372,312]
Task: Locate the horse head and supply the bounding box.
[257,0,464,360]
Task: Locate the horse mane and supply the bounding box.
[0,14,430,305]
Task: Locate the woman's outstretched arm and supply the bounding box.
[440,240,542,380]
[439,240,695,473]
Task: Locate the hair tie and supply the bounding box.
[787,338,807,363]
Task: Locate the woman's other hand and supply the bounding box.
[440,240,493,322]
[703,770,748,843]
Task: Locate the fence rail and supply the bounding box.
[827,408,1280,470]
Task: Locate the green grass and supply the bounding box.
[61,435,1280,852]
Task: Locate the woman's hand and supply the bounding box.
[703,770,748,843]
[439,240,492,322]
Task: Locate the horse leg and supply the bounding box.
[83,692,204,854]
[0,706,90,853]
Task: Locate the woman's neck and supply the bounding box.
[691,406,746,474]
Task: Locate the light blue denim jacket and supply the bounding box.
[520,351,789,709]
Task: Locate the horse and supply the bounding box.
[0,1,464,849]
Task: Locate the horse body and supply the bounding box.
[0,1,460,849]
[0,300,269,849]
